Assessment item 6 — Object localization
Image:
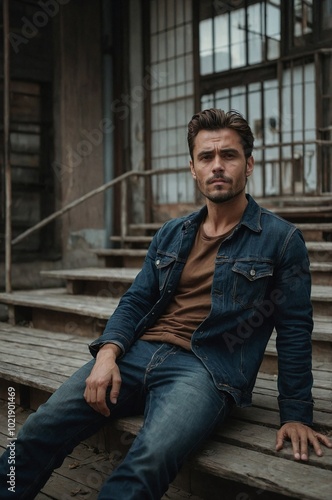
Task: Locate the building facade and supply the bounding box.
[1,0,332,285]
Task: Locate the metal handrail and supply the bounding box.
[5,167,190,293]
[11,167,189,246]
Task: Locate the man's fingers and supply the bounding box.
[276,424,332,461]
[110,375,122,405]
[309,432,332,457]
[275,429,285,451]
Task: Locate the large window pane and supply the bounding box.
[248,3,263,65]
[230,8,246,68]
[199,1,281,75]
[199,18,213,75]
[294,0,313,42]
[214,14,230,71]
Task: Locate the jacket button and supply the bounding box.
[250,269,256,277]
[156,259,160,266]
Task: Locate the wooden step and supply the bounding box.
[264,316,332,364]
[262,202,332,223]
[311,285,332,317]
[110,235,153,247]
[0,323,332,500]
[0,284,330,335]
[310,262,332,285]
[42,262,332,292]
[40,268,140,296]
[129,222,162,233]
[0,323,330,500]
[0,322,92,397]
[0,289,117,336]
[92,248,147,268]
[296,223,332,241]
[306,241,332,262]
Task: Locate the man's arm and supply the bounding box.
[272,228,331,459]
[84,343,122,416]
[89,225,164,357]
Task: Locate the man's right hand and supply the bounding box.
[84,343,122,417]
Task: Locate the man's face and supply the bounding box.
[190,128,254,204]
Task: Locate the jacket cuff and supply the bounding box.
[88,339,125,358]
[278,398,314,426]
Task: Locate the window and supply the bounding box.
[149,0,195,205]
[201,59,317,196]
[199,0,281,75]
[293,0,313,46]
[321,0,332,30]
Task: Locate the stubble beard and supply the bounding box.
[199,177,247,204]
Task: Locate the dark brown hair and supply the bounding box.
[187,109,254,160]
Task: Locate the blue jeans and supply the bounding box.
[0,340,233,499]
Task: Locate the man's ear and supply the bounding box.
[190,160,196,179]
[246,156,254,178]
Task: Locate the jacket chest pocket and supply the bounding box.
[231,260,274,309]
[155,255,176,291]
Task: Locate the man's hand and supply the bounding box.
[276,422,332,461]
[84,343,122,417]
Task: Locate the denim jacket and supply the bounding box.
[90,195,314,425]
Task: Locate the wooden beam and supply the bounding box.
[3,0,12,293]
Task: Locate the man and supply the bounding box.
[1,109,331,499]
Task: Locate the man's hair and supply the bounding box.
[187,109,254,160]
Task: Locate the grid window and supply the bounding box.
[150,0,195,205]
[199,0,281,75]
[201,60,317,196]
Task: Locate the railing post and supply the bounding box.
[3,0,12,293]
[120,178,128,246]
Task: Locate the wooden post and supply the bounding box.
[3,0,12,293]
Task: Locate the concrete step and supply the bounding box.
[40,267,140,297]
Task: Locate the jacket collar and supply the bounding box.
[183,194,262,233]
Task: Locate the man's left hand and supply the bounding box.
[276,422,332,461]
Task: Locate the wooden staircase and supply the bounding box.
[0,209,332,499]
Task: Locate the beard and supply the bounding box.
[197,172,247,204]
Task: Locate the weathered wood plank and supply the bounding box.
[40,267,140,282]
[0,290,118,319]
[190,441,332,500]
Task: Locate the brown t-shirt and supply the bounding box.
[140,223,231,350]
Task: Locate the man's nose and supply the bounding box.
[211,156,225,172]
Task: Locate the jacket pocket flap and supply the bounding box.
[232,261,274,281]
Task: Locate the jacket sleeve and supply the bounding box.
[89,228,164,357]
[273,228,314,426]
